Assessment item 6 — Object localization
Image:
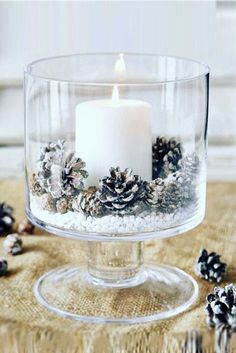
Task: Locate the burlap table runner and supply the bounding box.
[0,179,235,349]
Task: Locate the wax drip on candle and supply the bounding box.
[114,53,126,81]
[112,85,120,105]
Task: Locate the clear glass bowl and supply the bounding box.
[25,53,209,323]
[25,53,209,241]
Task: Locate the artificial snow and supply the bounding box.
[30,196,195,235]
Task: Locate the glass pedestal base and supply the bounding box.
[34,264,198,324]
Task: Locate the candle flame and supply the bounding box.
[114,53,126,80]
[112,85,119,104]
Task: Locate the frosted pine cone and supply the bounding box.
[56,197,71,214]
[59,153,88,196]
[30,173,45,196]
[37,140,65,190]
[159,172,194,213]
[40,193,56,212]
[152,136,183,179]
[3,233,23,255]
[0,258,8,276]
[144,178,165,207]
[31,140,65,196]
[173,172,195,207]
[99,167,144,214]
[179,153,200,179]
[46,154,88,199]
[205,284,236,330]
[196,249,226,283]
[74,187,104,217]
[160,179,183,213]
[33,142,88,202]
[0,203,15,236]
[144,171,195,213]
[31,142,89,215]
[43,165,63,199]
[39,140,65,169]
[18,219,35,234]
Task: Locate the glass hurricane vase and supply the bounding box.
[24,53,209,323]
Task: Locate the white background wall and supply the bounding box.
[0,1,215,81]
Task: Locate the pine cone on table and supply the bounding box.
[0,258,8,276]
[144,178,165,207]
[74,186,104,217]
[0,203,15,236]
[3,233,23,255]
[196,249,226,283]
[152,136,183,179]
[99,167,144,214]
[205,284,236,330]
[18,219,35,234]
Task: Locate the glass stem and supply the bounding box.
[87,240,144,287]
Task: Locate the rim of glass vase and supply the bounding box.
[24,52,210,86]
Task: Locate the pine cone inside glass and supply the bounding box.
[56,197,71,214]
[39,140,65,189]
[99,167,144,214]
[160,178,183,213]
[0,257,8,276]
[144,178,165,207]
[31,140,65,197]
[0,203,15,236]
[74,186,104,217]
[174,172,196,206]
[152,136,183,179]
[44,153,88,200]
[205,284,236,330]
[59,153,89,197]
[31,139,89,211]
[196,249,226,283]
[158,172,194,213]
[179,153,200,179]
[39,140,65,170]
[30,173,45,196]
[40,193,56,212]
[3,233,23,255]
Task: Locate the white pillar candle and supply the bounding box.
[75,87,152,186]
